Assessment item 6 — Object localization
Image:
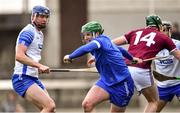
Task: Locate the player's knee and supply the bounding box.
[82,100,94,111]
[46,99,56,112]
[147,99,158,104]
[148,101,158,109]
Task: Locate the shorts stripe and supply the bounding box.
[12,74,45,97]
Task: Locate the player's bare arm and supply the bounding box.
[16,44,49,73]
[171,49,180,61]
[112,36,127,45]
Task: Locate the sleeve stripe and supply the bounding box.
[92,40,101,48]
[18,30,34,47]
[20,32,32,40]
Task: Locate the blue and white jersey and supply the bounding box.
[155,39,180,87]
[13,24,44,77]
[69,35,131,86]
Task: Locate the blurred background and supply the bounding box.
[0,0,180,112]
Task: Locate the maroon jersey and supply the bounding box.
[124,27,176,69]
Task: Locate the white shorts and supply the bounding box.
[128,66,154,91]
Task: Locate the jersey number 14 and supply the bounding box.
[134,31,156,47]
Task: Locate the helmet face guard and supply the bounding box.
[81,21,104,44]
[146,15,162,30]
[162,21,172,30]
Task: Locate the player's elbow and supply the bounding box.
[112,36,126,45]
[15,53,24,62]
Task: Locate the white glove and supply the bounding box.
[63,55,72,64]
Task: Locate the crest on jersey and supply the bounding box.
[38,44,43,49]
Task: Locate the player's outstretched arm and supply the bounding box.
[64,41,100,63]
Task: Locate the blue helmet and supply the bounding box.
[32,5,50,17]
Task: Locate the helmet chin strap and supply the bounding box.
[31,13,37,23]
[168,29,172,37]
[31,13,40,30]
[92,32,96,38]
[32,21,43,30]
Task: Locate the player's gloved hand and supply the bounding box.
[63,55,72,64]
[131,57,143,64]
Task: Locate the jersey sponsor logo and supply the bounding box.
[159,59,173,64]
